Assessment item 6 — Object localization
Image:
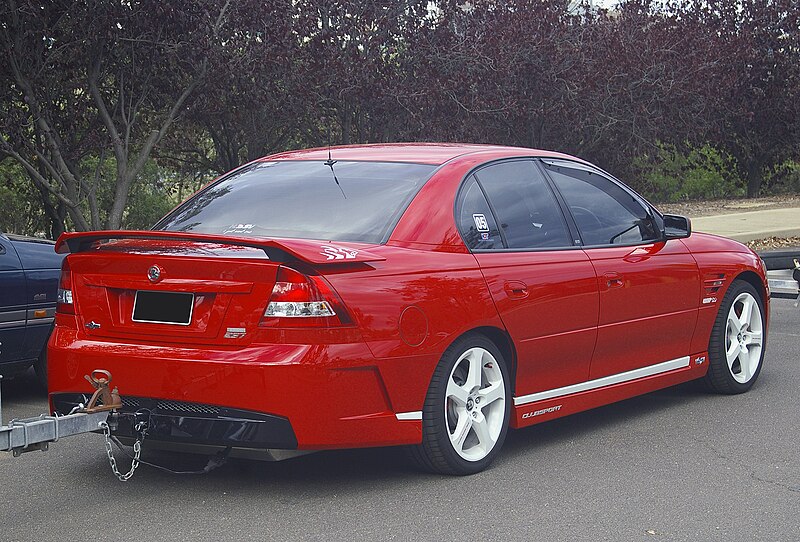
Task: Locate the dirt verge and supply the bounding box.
[658,194,800,251]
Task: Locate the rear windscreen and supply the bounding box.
[154,161,437,244]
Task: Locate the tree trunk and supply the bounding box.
[745,158,764,198]
[105,172,133,230]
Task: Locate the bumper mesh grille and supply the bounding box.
[118,396,220,415]
[155,400,220,415]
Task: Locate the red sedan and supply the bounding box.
[48,144,769,474]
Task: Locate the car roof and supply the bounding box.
[262,143,585,166]
[4,233,55,245]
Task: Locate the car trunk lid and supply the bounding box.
[57,232,381,346]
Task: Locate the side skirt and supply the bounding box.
[511,353,709,429]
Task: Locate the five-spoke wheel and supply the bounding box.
[706,280,766,394]
[408,334,511,475]
[445,347,506,461]
[724,291,764,384]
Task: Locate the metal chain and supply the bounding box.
[99,420,144,482]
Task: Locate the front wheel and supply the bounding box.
[408,334,511,475]
[704,280,766,394]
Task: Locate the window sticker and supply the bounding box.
[473,214,490,232]
[481,233,490,240]
[223,223,255,234]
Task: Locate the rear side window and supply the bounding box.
[155,161,437,244]
[474,160,572,249]
[456,176,502,250]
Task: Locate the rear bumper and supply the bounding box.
[51,394,298,449]
[47,327,424,450]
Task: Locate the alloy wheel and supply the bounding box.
[445,347,506,461]
[724,292,763,384]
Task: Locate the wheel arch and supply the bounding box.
[449,325,518,394]
[731,269,770,336]
[734,270,767,305]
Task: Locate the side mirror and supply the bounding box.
[663,214,691,240]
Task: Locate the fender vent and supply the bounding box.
[703,273,726,295]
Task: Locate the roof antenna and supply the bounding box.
[324,124,336,167]
[323,122,346,198]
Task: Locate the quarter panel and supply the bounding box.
[324,248,503,413]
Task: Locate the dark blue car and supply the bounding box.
[0,233,64,387]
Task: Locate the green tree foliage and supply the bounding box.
[0,159,52,235]
[0,0,234,234]
[636,144,743,202]
[1,0,798,238]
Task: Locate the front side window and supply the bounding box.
[543,162,659,246]
[155,161,437,244]
[474,160,572,249]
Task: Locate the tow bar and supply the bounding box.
[0,370,121,456]
[0,369,148,480]
[762,250,800,306]
[1,369,228,481]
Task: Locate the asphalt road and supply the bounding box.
[1,299,798,542]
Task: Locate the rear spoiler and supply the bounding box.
[54,231,386,265]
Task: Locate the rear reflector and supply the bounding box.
[260,266,351,327]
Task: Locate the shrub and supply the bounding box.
[762,161,800,194]
[635,144,744,202]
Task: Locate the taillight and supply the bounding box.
[56,257,74,314]
[260,266,352,328]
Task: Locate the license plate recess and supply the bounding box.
[132,291,194,325]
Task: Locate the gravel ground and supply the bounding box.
[657,194,800,218]
[658,194,800,251]
[745,236,800,251]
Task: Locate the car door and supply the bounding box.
[541,159,700,380]
[0,235,27,364]
[457,160,598,397]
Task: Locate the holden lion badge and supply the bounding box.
[147,265,162,283]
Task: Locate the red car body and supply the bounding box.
[47,144,769,468]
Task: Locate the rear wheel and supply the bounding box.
[408,334,511,475]
[704,280,765,394]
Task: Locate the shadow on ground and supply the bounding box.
[1,367,712,486]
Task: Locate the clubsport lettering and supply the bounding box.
[522,405,563,419]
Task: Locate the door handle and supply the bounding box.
[603,272,624,289]
[504,281,529,299]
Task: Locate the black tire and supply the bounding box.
[704,280,766,394]
[407,334,511,475]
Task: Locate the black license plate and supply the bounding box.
[132,291,194,325]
